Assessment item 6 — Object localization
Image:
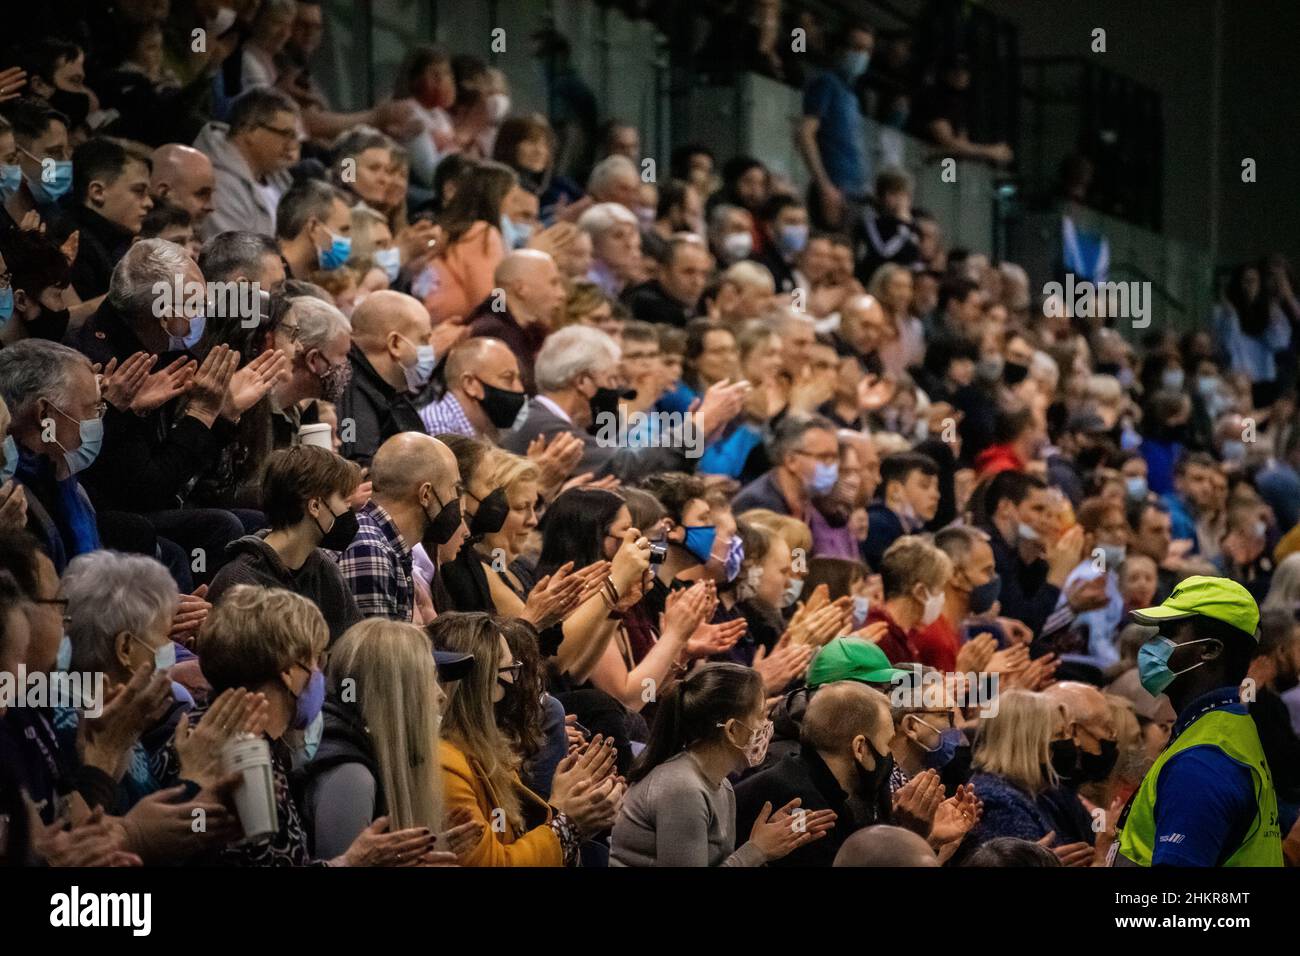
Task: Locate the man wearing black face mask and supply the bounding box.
[420,338,528,442]
[208,445,363,643]
[0,228,72,345]
[340,433,465,622]
[736,682,899,867]
[1038,682,1118,847]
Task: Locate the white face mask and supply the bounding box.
[1017,521,1040,543]
[919,587,945,626]
[721,231,753,262]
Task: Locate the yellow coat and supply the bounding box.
[439,739,563,867]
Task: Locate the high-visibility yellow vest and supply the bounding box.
[1116,708,1282,866]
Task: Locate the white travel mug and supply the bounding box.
[221,734,278,843]
[298,423,333,449]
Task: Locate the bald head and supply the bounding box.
[834,825,938,867]
[801,681,892,756]
[1045,681,1109,726]
[150,144,216,224]
[370,432,459,503]
[350,290,430,348]
[446,337,515,385]
[494,249,565,326]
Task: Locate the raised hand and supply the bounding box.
[339,816,438,867]
[185,344,238,425]
[0,480,28,531]
[133,356,197,414]
[521,561,589,630]
[173,689,270,791]
[33,806,141,867]
[751,640,815,694]
[222,348,290,420]
[748,798,837,863]
[100,351,154,411]
[80,665,174,780]
[169,584,211,645]
[955,632,997,674]
[891,769,944,837]
[685,617,747,659]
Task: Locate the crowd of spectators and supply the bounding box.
[0,0,1296,870]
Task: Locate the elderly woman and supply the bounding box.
[60,550,185,810]
[577,202,642,298]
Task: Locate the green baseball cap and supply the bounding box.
[1129,575,1260,641]
[807,637,910,688]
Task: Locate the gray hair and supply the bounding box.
[769,413,838,465]
[586,155,638,198]
[287,295,351,351]
[276,178,349,241]
[64,551,179,676]
[0,339,87,418]
[721,260,775,293]
[576,201,637,239]
[708,203,745,235]
[534,325,621,392]
[108,238,195,319]
[198,231,279,284]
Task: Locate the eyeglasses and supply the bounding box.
[793,449,839,465]
[258,124,299,141]
[497,662,523,680]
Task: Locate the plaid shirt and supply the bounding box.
[339,500,414,621]
[419,391,476,439]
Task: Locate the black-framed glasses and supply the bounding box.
[258,123,298,141]
[497,662,523,681]
[34,597,69,610]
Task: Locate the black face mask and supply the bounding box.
[422,494,463,548]
[939,743,974,793]
[1002,360,1030,386]
[48,89,90,129]
[1077,738,1119,783]
[477,380,527,429]
[26,304,71,343]
[468,487,509,538]
[588,385,633,427]
[316,506,359,551]
[967,573,1001,615]
[1049,738,1079,780]
[857,739,895,802]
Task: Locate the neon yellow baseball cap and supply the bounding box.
[1129,575,1260,641]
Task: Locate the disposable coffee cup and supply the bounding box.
[221,734,278,843]
[298,423,332,449]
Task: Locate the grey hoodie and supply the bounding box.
[192,121,292,240]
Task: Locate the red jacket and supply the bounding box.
[866,605,916,664]
[974,442,1025,477]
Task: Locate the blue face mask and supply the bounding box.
[50,403,104,475]
[723,533,744,583]
[1,434,17,484]
[839,50,870,81]
[500,214,534,251]
[26,159,73,204]
[167,313,206,352]
[0,286,13,328]
[399,336,438,392]
[316,228,353,270]
[914,722,965,771]
[1125,475,1148,501]
[682,524,717,565]
[809,462,839,496]
[302,709,325,761]
[852,594,870,628]
[56,633,72,671]
[0,163,21,201]
[777,224,809,258]
[292,666,326,730]
[373,246,402,284]
[1137,636,1214,696]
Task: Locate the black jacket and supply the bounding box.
[74,299,232,512]
[621,280,696,328]
[734,746,885,867]
[207,533,361,643]
[982,522,1061,637]
[68,205,135,300]
[338,344,427,467]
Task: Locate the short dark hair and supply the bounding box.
[638,472,707,525]
[0,97,68,144]
[199,231,280,283]
[139,199,192,240]
[260,445,361,529]
[72,137,147,204]
[275,179,349,240]
[669,143,713,181]
[983,470,1046,518]
[770,413,839,465]
[227,87,299,135]
[993,405,1037,445]
[656,179,693,218]
[759,193,804,224]
[963,837,1061,867]
[938,275,980,314]
[879,452,938,494]
[0,228,70,298]
[0,528,45,598]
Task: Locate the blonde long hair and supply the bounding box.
[327,619,445,834]
[972,689,1066,795]
[430,611,524,830]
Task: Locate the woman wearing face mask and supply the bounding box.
[612,662,833,866]
[434,611,623,866]
[864,535,953,664]
[961,690,1083,862]
[207,446,363,643]
[347,204,403,294]
[187,585,440,866]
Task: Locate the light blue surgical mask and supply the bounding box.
[1,434,17,484]
[56,633,72,671]
[398,335,437,392]
[0,286,13,328]
[1125,475,1148,501]
[373,246,402,284]
[0,163,21,201]
[777,224,809,258]
[839,50,870,81]
[1138,635,1215,696]
[301,709,325,761]
[781,577,805,608]
[852,594,870,628]
[809,461,839,496]
[316,228,353,270]
[167,313,206,352]
[25,158,73,205]
[49,402,104,475]
[500,214,534,251]
[682,524,717,565]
